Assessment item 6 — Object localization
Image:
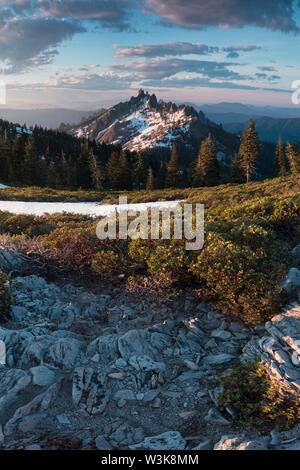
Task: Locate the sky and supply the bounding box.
[0,0,300,109]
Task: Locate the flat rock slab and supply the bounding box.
[130,431,186,450]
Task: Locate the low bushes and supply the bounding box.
[0,175,298,325]
[218,361,300,432]
[190,229,288,324]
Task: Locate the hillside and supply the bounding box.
[0,108,103,130]
[224,116,300,143]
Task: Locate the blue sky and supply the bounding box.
[1,0,300,109]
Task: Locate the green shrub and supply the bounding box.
[190,228,288,324]
[218,361,300,432]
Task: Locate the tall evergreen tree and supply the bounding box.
[87,147,100,190]
[133,151,146,189]
[192,134,219,187]
[286,142,300,174]
[191,150,203,187]
[273,137,287,177]
[238,118,259,183]
[107,150,122,190]
[166,145,181,188]
[77,141,99,189]
[23,134,38,185]
[119,151,132,190]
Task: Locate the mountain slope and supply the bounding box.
[0,108,102,130]
[198,102,300,119]
[224,116,300,143]
[70,90,239,166]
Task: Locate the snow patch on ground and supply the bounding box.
[0,200,184,217]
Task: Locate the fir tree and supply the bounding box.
[191,150,203,187]
[286,142,300,174]
[119,151,132,190]
[166,145,181,188]
[133,151,146,189]
[87,147,100,190]
[192,134,219,187]
[273,137,287,177]
[77,141,99,189]
[23,134,38,185]
[238,118,259,183]
[107,150,121,190]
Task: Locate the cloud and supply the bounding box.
[38,0,133,31]
[0,0,33,15]
[111,58,244,80]
[37,71,134,90]
[223,45,261,58]
[114,42,219,58]
[0,17,84,73]
[141,76,288,93]
[0,0,135,72]
[145,0,300,33]
[257,66,277,71]
[79,64,100,72]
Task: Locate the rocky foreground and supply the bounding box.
[0,247,299,451]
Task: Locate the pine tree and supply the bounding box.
[231,152,246,184]
[146,167,155,191]
[77,141,99,189]
[238,118,259,183]
[286,142,300,174]
[119,151,132,190]
[11,135,24,184]
[192,134,219,187]
[273,137,287,177]
[166,145,181,188]
[133,151,146,189]
[107,151,122,190]
[191,150,203,187]
[23,134,38,186]
[87,147,100,190]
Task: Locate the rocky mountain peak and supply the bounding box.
[70,90,238,158]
